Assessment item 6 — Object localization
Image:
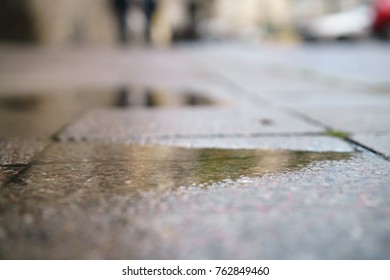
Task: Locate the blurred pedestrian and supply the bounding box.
[188,0,199,39]
[112,0,130,43]
[143,0,157,43]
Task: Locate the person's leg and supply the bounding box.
[144,0,156,43]
[118,11,128,43]
[113,0,129,43]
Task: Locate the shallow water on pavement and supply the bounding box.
[0,88,216,137]
[0,144,359,259]
[2,143,354,202]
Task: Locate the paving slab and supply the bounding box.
[195,45,364,92]
[0,47,207,93]
[262,42,390,86]
[352,133,390,157]
[202,59,349,93]
[0,137,47,165]
[297,107,390,133]
[58,107,323,142]
[256,90,390,110]
[202,43,390,88]
[0,148,389,259]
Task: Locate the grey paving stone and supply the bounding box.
[0,137,47,165]
[0,47,207,93]
[266,42,390,85]
[203,42,390,87]
[258,90,390,110]
[58,107,323,142]
[298,107,390,133]
[352,133,390,157]
[1,150,389,259]
[196,45,365,92]
[203,58,350,93]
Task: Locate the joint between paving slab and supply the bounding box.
[345,138,390,162]
[2,139,59,188]
[3,164,31,187]
[289,109,390,161]
[1,163,28,168]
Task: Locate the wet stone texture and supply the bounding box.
[0,137,47,165]
[0,147,389,259]
[18,144,354,191]
[1,43,390,260]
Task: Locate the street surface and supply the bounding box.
[0,41,390,259]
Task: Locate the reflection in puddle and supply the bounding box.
[0,88,217,137]
[0,96,40,111]
[115,88,131,108]
[0,91,113,137]
[3,143,354,204]
[114,87,215,108]
[109,145,352,189]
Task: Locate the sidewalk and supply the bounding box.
[1,42,390,259]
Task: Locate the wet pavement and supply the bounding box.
[0,41,390,259]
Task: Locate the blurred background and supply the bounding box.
[1,0,389,46]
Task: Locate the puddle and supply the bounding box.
[114,87,216,108]
[0,88,217,137]
[0,91,112,137]
[0,144,356,259]
[0,96,40,112]
[6,143,355,198]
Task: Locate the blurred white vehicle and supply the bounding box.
[297,6,373,41]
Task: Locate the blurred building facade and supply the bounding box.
[0,0,117,45]
[0,0,373,45]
